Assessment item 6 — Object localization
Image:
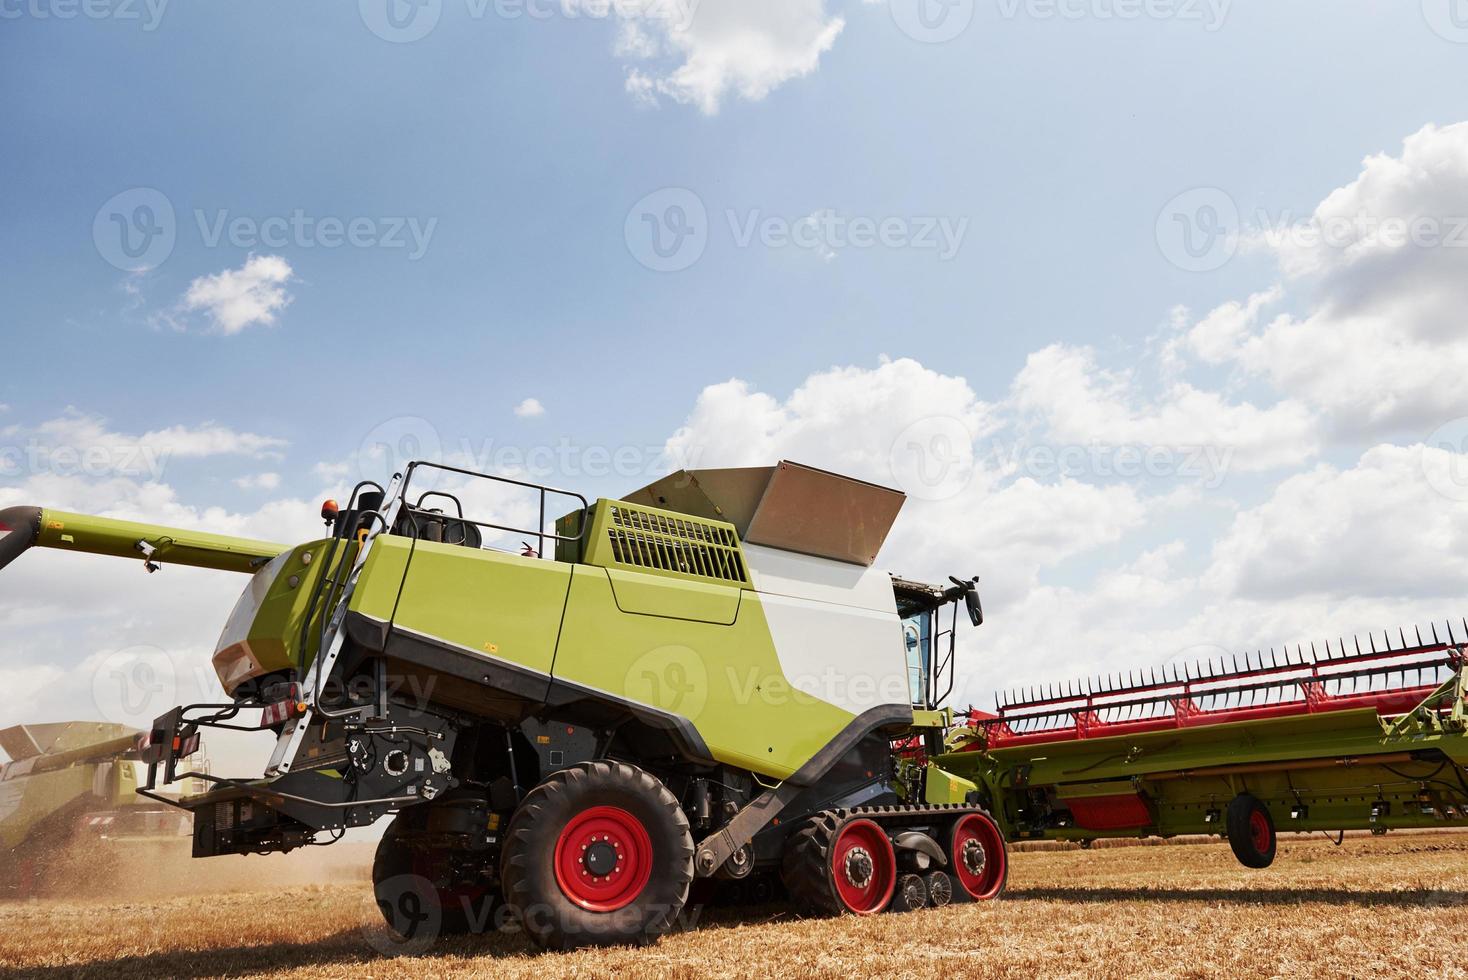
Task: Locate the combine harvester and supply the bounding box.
[0,722,193,898]
[0,459,1465,947]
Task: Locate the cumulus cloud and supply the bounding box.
[1183,123,1468,436]
[0,410,287,482]
[1206,444,1468,602]
[514,397,546,418]
[614,0,844,114]
[178,254,295,335]
[234,472,282,491]
[1011,343,1319,472]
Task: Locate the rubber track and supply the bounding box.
[781,803,991,915]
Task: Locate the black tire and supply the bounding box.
[501,761,694,951]
[1225,793,1276,869]
[946,810,1008,902]
[373,816,501,939]
[891,873,928,912]
[924,870,953,907]
[781,812,897,916]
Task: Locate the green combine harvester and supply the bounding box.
[0,721,193,898]
[1,458,1465,946]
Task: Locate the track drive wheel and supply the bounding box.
[1225,793,1276,868]
[947,811,1008,901]
[373,815,501,939]
[781,812,898,915]
[501,761,694,950]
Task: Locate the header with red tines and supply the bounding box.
[968,620,1466,749]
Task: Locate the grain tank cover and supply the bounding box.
[622,460,905,566]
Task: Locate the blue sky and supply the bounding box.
[3,0,1468,733]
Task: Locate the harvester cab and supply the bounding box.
[1,460,1001,945]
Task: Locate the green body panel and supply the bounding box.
[37,509,286,574]
[383,536,572,677]
[937,701,1468,841]
[551,565,854,779]
[605,568,742,624]
[215,541,347,687]
[923,764,978,805]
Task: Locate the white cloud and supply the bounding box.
[234,472,282,491]
[1010,343,1319,472]
[1183,123,1468,436]
[514,397,546,418]
[1206,444,1468,602]
[613,0,844,114]
[179,254,294,335]
[1,410,287,482]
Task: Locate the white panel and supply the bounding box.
[744,544,896,613]
[758,594,910,714]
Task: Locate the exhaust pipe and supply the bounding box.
[0,505,287,575]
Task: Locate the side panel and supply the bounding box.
[550,566,855,779]
[744,544,911,716]
[387,539,573,680]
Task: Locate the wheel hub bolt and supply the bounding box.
[844,846,874,888]
[962,839,986,876]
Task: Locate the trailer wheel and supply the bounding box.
[373,818,500,939]
[947,811,1008,901]
[501,761,694,951]
[1226,793,1276,868]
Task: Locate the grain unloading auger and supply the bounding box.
[935,626,1468,868]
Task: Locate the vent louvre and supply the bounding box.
[594,502,750,586]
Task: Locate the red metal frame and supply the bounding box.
[969,628,1463,750]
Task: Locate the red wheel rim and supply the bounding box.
[951,814,1006,900]
[830,819,896,914]
[553,806,654,912]
[1249,809,1272,854]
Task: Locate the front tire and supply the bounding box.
[1226,793,1276,868]
[373,816,501,939]
[501,761,694,950]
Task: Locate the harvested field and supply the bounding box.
[2,832,1467,979]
